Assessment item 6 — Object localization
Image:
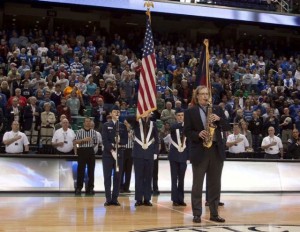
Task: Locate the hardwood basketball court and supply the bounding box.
[1,193,300,231]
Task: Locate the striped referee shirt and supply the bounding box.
[75,128,98,148]
[126,129,134,149]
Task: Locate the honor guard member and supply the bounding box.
[126,111,159,207]
[168,108,189,206]
[74,117,99,196]
[52,119,76,154]
[287,129,300,159]
[102,105,128,206]
[3,121,29,154]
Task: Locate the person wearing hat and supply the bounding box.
[101,105,128,206]
[125,111,159,207]
[166,108,189,206]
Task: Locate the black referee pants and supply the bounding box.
[121,148,133,192]
[76,147,95,191]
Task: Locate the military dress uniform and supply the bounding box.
[102,120,128,205]
[127,116,159,206]
[168,121,189,205]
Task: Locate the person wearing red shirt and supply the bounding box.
[7,88,28,108]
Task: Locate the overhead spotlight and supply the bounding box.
[12,18,16,21]
[88,21,92,24]
[36,21,39,23]
[243,33,247,35]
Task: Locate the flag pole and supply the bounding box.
[136,0,157,119]
[203,39,212,102]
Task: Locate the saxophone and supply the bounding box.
[203,102,216,148]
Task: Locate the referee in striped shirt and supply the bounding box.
[74,117,99,196]
[120,125,134,193]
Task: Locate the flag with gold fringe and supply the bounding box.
[136,13,157,119]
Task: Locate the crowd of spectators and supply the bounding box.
[178,0,299,13]
[0,26,300,157]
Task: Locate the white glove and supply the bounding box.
[154,154,157,160]
[111,151,117,160]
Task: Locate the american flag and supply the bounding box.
[136,17,157,118]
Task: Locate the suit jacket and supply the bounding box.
[92,105,109,124]
[102,121,128,158]
[41,111,56,127]
[184,104,230,164]
[23,104,42,131]
[6,106,23,128]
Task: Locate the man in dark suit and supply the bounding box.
[6,97,23,131]
[287,129,300,159]
[184,85,230,223]
[168,108,189,206]
[125,112,159,207]
[23,96,41,145]
[102,105,128,206]
[92,97,108,132]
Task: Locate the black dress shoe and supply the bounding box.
[172,202,180,206]
[124,190,131,193]
[210,215,225,223]
[193,215,201,223]
[104,201,111,206]
[179,202,187,206]
[75,189,81,196]
[135,201,143,207]
[152,190,160,196]
[144,201,153,206]
[85,190,95,196]
[111,201,121,206]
